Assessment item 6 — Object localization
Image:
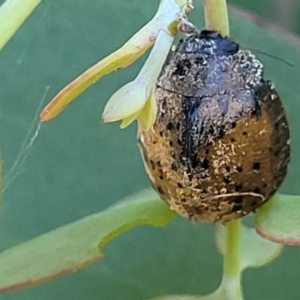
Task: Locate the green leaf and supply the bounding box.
[151,294,241,300]
[0,0,41,51]
[151,296,215,300]
[0,152,2,209]
[255,194,300,245]
[150,283,244,300]
[151,296,200,300]
[0,189,175,294]
[2,1,300,300]
[215,223,283,270]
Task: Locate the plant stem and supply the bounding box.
[222,219,243,298]
[0,0,41,51]
[203,0,230,36]
[224,219,241,277]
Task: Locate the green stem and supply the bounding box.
[0,0,41,51]
[224,219,241,277]
[221,219,243,298]
[203,0,230,36]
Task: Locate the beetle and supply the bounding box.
[138,30,290,223]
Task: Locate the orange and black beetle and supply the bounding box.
[139,30,290,223]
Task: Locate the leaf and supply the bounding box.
[0,189,175,294]
[38,0,184,122]
[0,152,2,209]
[151,294,238,300]
[150,284,244,300]
[102,81,147,123]
[39,21,156,122]
[255,194,300,245]
[215,223,283,270]
[0,0,41,51]
[137,88,157,131]
[151,296,205,300]
[2,1,300,300]
[120,109,143,129]
[104,28,173,128]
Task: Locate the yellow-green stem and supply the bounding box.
[224,219,241,277]
[219,219,243,298]
[0,0,41,51]
[203,0,230,36]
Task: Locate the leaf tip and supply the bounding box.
[39,108,52,122]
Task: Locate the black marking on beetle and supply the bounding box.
[201,158,209,170]
[150,159,156,170]
[181,96,203,166]
[167,122,174,131]
[236,166,243,173]
[171,163,177,171]
[157,186,165,195]
[252,162,261,171]
[224,177,231,184]
[274,149,281,157]
[253,187,261,194]
[251,200,258,206]
[232,197,243,212]
[235,184,243,192]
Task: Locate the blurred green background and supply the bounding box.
[0,0,299,299]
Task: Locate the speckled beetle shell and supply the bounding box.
[138,30,290,224]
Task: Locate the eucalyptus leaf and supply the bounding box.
[150,282,244,300]
[0,189,174,294]
[1,1,300,300]
[151,294,238,300]
[151,296,200,300]
[0,0,41,51]
[255,194,300,245]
